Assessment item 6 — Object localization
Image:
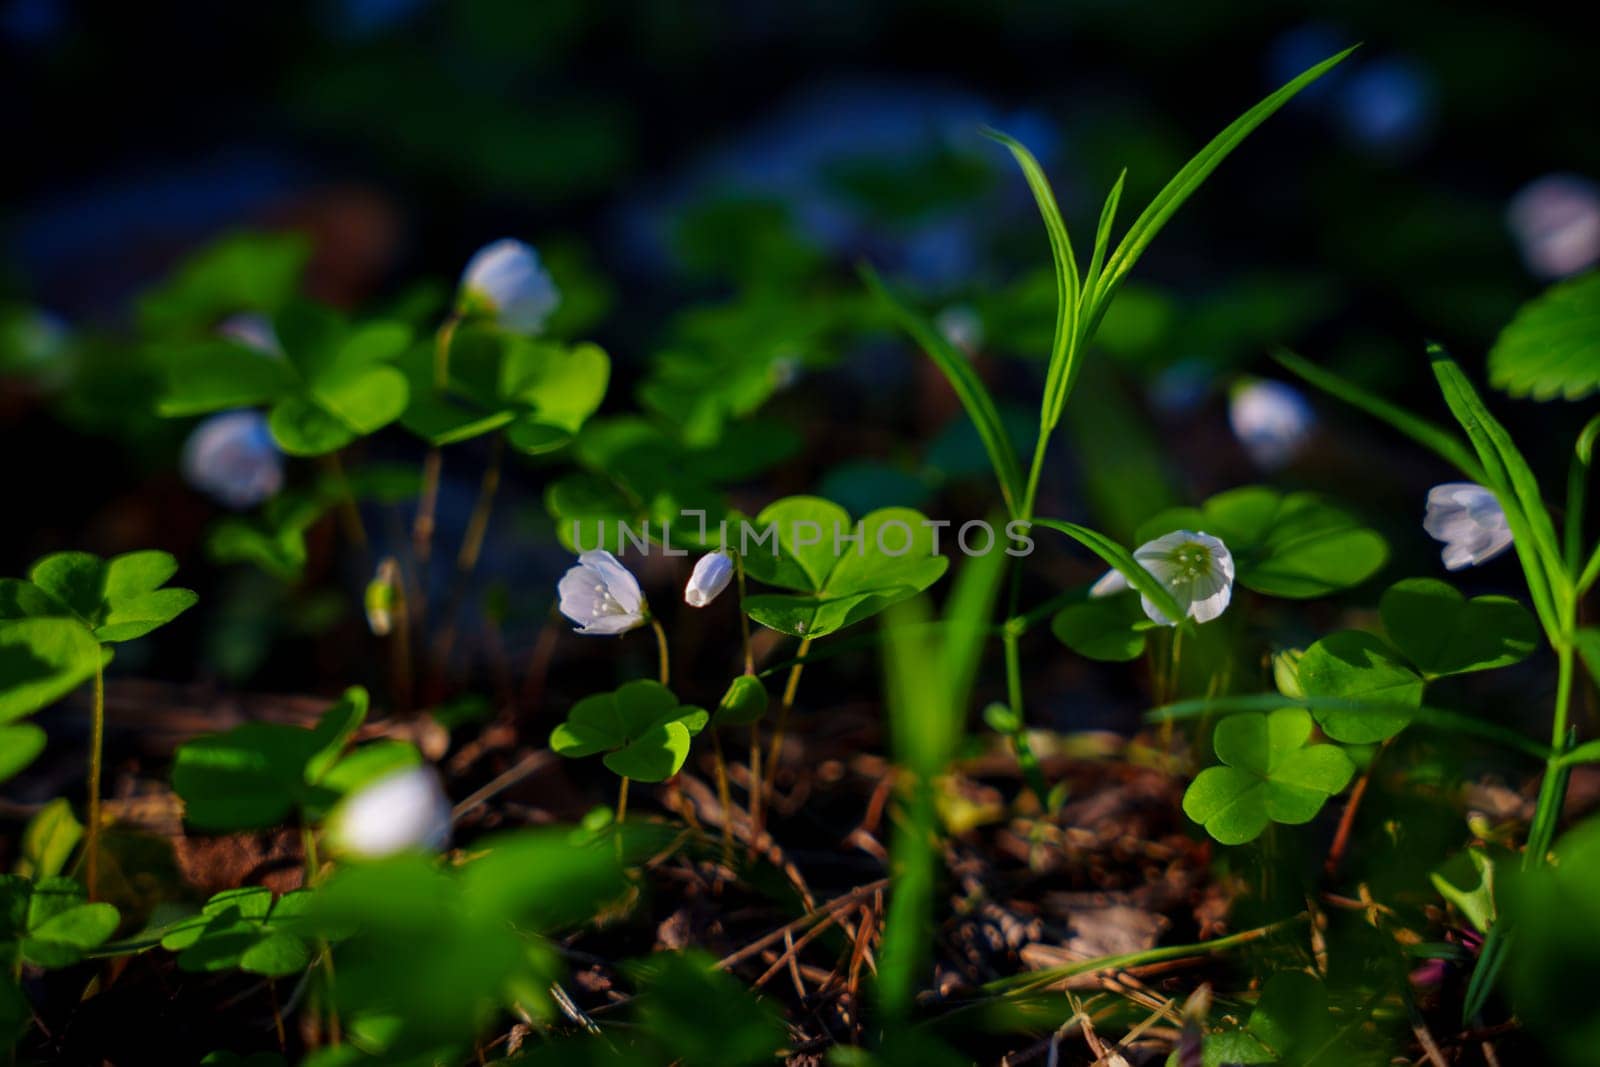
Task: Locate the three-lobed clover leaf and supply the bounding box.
[172,687,421,829]
[160,887,315,977]
[1379,577,1537,678]
[400,324,610,455]
[1137,486,1387,599]
[158,300,413,456]
[0,874,120,970]
[550,680,708,782]
[1182,707,1355,845]
[1296,630,1424,744]
[1,550,198,644]
[739,496,950,639]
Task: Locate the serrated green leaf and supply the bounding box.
[1489,272,1600,401]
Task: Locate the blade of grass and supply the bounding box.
[941,541,1008,715]
[1032,518,1185,627]
[863,265,1025,517]
[1087,46,1358,334]
[1431,349,1570,637]
[1080,170,1127,311]
[984,129,1081,437]
[1273,348,1486,482]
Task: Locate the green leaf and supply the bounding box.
[16,550,197,644]
[0,617,102,724]
[0,724,47,784]
[18,879,119,967]
[1088,47,1356,331]
[714,675,769,727]
[1432,350,1570,639]
[172,722,322,830]
[155,340,296,417]
[1032,519,1186,627]
[1274,349,1486,482]
[305,687,371,784]
[984,129,1081,436]
[163,888,314,977]
[630,950,786,1067]
[1181,707,1354,844]
[549,680,708,783]
[17,798,82,879]
[862,268,1024,517]
[1137,486,1387,598]
[1051,596,1149,661]
[1297,631,1424,743]
[1380,578,1538,677]
[137,230,309,336]
[1431,847,1497,934]
[268,395,357,456]
[740,498,951,638]
[1489,271,1600,401]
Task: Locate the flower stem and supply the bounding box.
[616,776,631,824]
[710,728,734,866]
[651,618,671,687]
[86,658,105,899]
[734,552,754,676]
[456,432,504,574]
[322,451,368,550]
[1526,638,1577,868]
[765,637,811,779]
[411,314,460,566]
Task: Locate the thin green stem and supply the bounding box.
[411,314,460,565]
[322,451,368,550]
[734,552,754,676]
[651,618,671,687]
[456,432,504,574]
[1526,639,1577,869]
[86,659,105,899]
[765,638,811,776]
[710,728,734,866]
[616,776,631,824]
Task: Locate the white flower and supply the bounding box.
[1230,379,1314,470]
[558,550,648,635]
[458,239,560,335]
[217,312,284,357]
[1089,530,1235,627]
[684,551,734,607]
[181,410,284,509]
[935,304,984,355]
[328,765,452,858]
[1424,482,1513,570]
[1507,174,1600,279]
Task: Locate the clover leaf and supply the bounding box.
[1379,578,1537,678]
[158,301,412,456]
[1297,630,1424,743]
[1182,707,1355,845]
[1051,594,1159,662]
[713,675,769,727]
[160,887,314,977]
[1137,486,1387,598]
[549,680,708,782]
[400,325,609,455]
[172,687,419,829]
[740,496,950,638]
[0,618,102,725]
[1,550,198,645]
[0,875,120,970]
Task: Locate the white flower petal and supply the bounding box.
[1129,529,1235,626]
[329,766,452,858]
[1088,569,1130,598]
[181,410,284,509]
[459,239,561,335]
[578,550,644,614]
[1229,380,1314,470]
[1423,482,1513,570]
[558,551,648,635]
[685,552,734,607]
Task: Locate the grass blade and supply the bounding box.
[1033,518,1185,627]
[984,129,1081,435]
[1273,348,1486,482]
[940,540,1008,715]
[1080,170,1127,310]
[1087,46,1357,334]
[1431,349,1571,636]
[863,265,1025,517]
